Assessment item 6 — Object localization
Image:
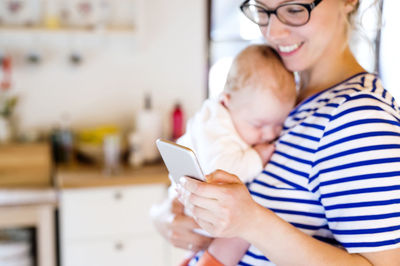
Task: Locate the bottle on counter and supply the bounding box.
[134,93,162,163]
[103,134,120,175]
[128,131,144,168]
[50,114,74,165]
[171,102,184,141]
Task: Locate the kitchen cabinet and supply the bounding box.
[59,183,169,266]
[58,165,187,266]
[0,198,57,266]
[0,142,52,188]
[0,142,56,266]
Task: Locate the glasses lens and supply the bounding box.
[242,4,269,25]
[277,4,309,26]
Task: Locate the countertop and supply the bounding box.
[0,141,170,204]
[0,188,57,206]
[56,163,170,189]
[0,164,169,205]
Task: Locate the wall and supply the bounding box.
[1,0,207,137]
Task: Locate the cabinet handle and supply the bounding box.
[114,191,123,200]
[115,241,124,251]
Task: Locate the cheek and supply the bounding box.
[260,26,268,40]
[252,128,263,142]
[241,126,261,145]
[262,127,277,142]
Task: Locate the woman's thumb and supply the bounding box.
[206,169,241,184]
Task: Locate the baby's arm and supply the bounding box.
[253,143,275,166]
[202,143,275,184]
[197,237,250,266]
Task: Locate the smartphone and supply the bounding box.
[156,138,206,184]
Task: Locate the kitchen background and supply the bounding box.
[0,0,398,266]
[0,0,207,137]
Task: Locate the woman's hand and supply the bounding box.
[150,195,213,252]
[178,169,259,239]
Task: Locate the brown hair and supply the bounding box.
[348,0,361,27]
[347,0,381,35]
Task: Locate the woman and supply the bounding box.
[152,0,400,265]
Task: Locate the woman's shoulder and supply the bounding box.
[328,72,400,118]
[334,72,383,99]
[288,72,400,132]
[293,73,387,114]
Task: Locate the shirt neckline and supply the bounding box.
[291,71,371,114]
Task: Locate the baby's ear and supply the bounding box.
[344,0,358,14]
[219,92,231,108]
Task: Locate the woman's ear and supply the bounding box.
[344,0,359,14]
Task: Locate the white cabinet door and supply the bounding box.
[60,184,167,240]
[60,183,169,266]
[63,235,168,266]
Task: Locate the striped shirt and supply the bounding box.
[239,72,400,265]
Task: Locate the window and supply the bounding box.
[208,0,388,99]
[208,0,263,99]
[379,1,400,100]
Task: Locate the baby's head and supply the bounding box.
[222,44,296,146]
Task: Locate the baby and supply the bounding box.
[177,44,296,265]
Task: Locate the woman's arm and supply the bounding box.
[246,203,400,266]
[150,195,213,252]
[179,170,400,265]
[207,237,250,265]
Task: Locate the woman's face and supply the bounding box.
[258,0,354,72]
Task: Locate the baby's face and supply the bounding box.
[228,89,293,146]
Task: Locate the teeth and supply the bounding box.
[278,43,301,53]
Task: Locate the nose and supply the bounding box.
[262,14,290,43]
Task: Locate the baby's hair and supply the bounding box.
[224,44,296,104]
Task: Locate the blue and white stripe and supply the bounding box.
[240,73,400,265]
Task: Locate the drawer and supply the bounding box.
[62,235,167,266]
[60,184,167,239]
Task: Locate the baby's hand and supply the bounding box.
[253,143,275,166]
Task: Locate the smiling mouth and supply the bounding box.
[277,42,303,54]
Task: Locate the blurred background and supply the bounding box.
[0,0,398,266]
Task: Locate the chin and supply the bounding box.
[282,60,307,73]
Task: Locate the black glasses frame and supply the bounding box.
[240,0,323,27]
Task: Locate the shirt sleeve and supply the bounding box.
[312,93,400,253]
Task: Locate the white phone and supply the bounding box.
[156,138,206,184]
[156,139,212,237]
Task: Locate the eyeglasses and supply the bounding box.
[240,0,323,27]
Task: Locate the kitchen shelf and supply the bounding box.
[0,26,137,36]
